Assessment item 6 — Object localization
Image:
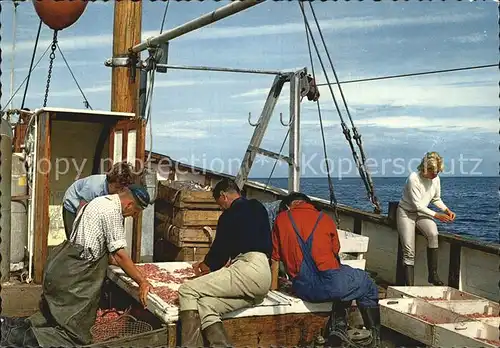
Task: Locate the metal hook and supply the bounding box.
[247,112,260,127]
[280,112,294,127]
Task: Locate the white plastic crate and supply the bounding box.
[337,229,369,254]
[379,298,473,346]
[428,299,499,321]
[386,286,484,301]
[434,321,500,347]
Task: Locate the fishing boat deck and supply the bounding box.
[4,270,498,347]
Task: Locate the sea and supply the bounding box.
[254,176,499,245]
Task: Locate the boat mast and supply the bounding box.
[111,0,142,114]
[110,1,143,262]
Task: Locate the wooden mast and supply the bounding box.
[110,0,145,262]
[111,0,141,114]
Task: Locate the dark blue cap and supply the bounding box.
[128,184,150,209]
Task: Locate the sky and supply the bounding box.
[0,0,498,178]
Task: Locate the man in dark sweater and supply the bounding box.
[178,178,272,347]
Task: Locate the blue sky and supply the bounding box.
[1,1,497,178]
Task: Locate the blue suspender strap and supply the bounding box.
[287,211,324,272]
[287,211,324,243]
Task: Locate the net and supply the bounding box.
[90,308,153,343]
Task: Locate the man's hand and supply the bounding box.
[435,213,452,223]
[108,254,119,266]
[192,261,210,277]
[111,249,153,308]
[138,280,153,308]
[445,209,456,221]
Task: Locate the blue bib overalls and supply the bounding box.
[287,211,378,308]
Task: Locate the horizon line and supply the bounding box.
[250,175,498,179]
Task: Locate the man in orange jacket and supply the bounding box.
[271,192,381,348]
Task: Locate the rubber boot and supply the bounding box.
[325,301,351,347]
[179,310,204,348]
[427,248,444,286]
[359,306,382,348]
[202,322,231,348]
[404,265,414,286]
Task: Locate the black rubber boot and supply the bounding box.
[179,310,204,348]
[427,248,444,286]
[202,322,231,348]
[325,301,351,347]
[358,306,381,348]
[404,265,414,286]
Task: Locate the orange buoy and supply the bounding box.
[32,0,88,31]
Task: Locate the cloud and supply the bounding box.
[180,12,485,41]
[233,70,497,108]
[451,32,488,44]
[27,79,236,99]
[4,11,485,54]
[349,116,497,132]
[13,61,100,73]
[316,78,496,108]
[153,118,244,140]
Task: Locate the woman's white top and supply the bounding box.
[399,172,448,218]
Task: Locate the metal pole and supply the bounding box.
[9,2,18,111]
[288,73,301,192]
[130,0,263,53]
[155,64,282,76]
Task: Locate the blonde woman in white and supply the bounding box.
[397,152,456,286]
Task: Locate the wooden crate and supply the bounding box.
[153,239,210,262]
[155,205,222,227]
[156,222,216,247]
[157,181,219,209]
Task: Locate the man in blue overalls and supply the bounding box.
[270,192,381,347]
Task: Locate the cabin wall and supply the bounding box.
[48,120,110,246]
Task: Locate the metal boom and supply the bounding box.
[130,0,263,53]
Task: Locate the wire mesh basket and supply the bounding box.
[90,308,153,343]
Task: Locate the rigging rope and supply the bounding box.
[43,30,58,108]
[56,43,93,110]
[145,0,170,164]
[1,43,51,114]
[21,19,42,111]
[315,64,498,87]
[159,0,170,34]
[300,1,340,225]
[299,4,382,214]
[264,129,290,192]
[307,1,381,214]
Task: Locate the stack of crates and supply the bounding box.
[153,181,221,262]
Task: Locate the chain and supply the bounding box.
[43,30,58,108]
